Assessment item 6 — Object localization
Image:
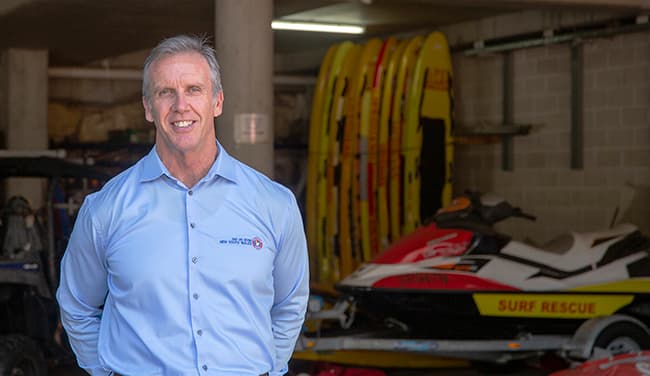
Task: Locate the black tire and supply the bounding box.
[593,322,650,356]
[0,335,46,376]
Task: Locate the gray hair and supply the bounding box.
[142,34,222,104]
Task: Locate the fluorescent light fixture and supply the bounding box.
[271,20,365,34]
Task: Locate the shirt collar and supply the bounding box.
[139,140,239,184]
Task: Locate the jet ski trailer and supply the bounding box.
[298,192,650,364]
[298,300,650,364]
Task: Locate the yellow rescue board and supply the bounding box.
[402,31,454,235]
[377,38,403,250]
[389,36,423,241]
[358,38,385,262]
[306,45,338,283]
[340,39,382,270]
[326,42,359,282]
[316,43,354,283]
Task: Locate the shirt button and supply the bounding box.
[188,190,193,196]
[191,256,198,264]
[197,329,203,336]
[193,293,199,300]
[202,364,207,371]
[190,222,196,228]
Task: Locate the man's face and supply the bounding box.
[143,52,223,157]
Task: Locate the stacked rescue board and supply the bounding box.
[306,32,455,285]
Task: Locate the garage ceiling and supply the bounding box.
[0,0,647,68]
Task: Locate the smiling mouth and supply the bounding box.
[173,120,194,128]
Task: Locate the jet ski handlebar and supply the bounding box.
[479,202,536,224]
[435,191,536,225]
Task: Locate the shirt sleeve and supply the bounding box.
[56,198,111,376]
[270,193,309,376]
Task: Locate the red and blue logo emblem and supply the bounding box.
[252,237,263,250]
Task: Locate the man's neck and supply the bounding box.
[158,144,218,188]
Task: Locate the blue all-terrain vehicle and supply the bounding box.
[0,156,108,375]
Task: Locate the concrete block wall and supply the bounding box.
[453,31,650,243]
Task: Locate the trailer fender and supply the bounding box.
[568,314,650,360]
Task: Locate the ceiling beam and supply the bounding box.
[490,0,650,10]
[379,0,649,11]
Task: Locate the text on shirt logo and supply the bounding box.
[219,236,264,250]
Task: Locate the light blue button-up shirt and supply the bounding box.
[57,143,309,376]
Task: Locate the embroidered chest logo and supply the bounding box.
[219,236,264,250]
[252,237,263,250]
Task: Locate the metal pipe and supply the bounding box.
[460,15,650,56]
[48,67,316,85]
[570,42,584,169]
[0,149,66,158]
[501,51,514,171]
[48,67,142,80]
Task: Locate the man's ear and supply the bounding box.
[213,91,224,117]
[143,96,154,122]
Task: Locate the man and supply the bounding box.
[57,35,309,376]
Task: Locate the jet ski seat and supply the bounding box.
[500,223,638,271]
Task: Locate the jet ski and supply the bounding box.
[335,191,650,340]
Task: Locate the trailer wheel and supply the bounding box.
[0,335,46,376]
[593,322,650,357]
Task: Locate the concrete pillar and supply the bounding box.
[0,49,49,208]
[215,0,274,178]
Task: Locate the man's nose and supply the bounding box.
[173,93,189,112]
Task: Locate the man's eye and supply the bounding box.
[159,89,174,97]
[189,86,202,94]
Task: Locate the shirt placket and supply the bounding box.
[186,188,210,374]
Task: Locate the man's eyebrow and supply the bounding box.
[153,85,172,92]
